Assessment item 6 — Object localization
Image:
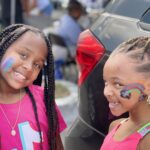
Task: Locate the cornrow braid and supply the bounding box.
[114,37,148,53]
[127,38,142,52]
[113,36,150,75]
[0,24,62,150]
[143,38,150,56]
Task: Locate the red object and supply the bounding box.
[76,29,105,86]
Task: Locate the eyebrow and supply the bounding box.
[111,77,120,80]
[103,76,119,80]
[103,76,124,83]
[111,77,126,83]
[22,47,32,53]
[22,47,46,62]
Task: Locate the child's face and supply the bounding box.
[0,31,48,90]
[103,53,148,116]
[73,9,82,20]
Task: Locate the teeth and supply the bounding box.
[15,72,26,80]
[109,102,119,108]
[113,102,118,104]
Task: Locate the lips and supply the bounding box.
[14,71,26,82]
[109,102,120,109]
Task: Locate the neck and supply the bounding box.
[0,88,25,104]
[0,76,26,104]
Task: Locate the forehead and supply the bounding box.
[103,53,144,81]
[6,31,48,58]
[15,31,46,47]
[104,53,133,69]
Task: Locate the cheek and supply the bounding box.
[31,69,42,81]
[120,95,139,110]
[1,57,15,72]
[25,72,40,86]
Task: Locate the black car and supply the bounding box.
[64,0,150,150]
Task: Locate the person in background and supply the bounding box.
[56,0,84,58]
[101,37,150,150]
[25,0,54,17]
[0,24,66,150]
[37,0,54,16]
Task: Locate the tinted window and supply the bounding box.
[141,8,150,24]
[105,0,150,19]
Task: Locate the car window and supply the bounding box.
[105,0,150,19]
[138,8,150,31]
[141,8,150,24]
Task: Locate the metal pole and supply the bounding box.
[10,0,16,24]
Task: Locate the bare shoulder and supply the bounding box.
[137,133,150,150]
[108,118,127,132]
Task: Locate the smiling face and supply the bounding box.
[0,31,48,90]
[103,53,149,116]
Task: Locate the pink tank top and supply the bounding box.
[100,119,150,150]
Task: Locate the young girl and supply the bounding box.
[101,37,150,150]
[0,24,66,150]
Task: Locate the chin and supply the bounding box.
[8,81,26,90]
[12,84,24,90]
[111,110,126,117]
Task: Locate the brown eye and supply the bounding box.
[114,82,123,89]
[34,63,41,69]
[20,53,27,60]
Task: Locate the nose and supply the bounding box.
[104,84,114,99]
[23,61,33,71]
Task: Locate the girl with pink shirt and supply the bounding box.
[101,37,150,150]
[0,24,66,150]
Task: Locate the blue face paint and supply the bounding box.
[1,57,15,72]
[120,83,146,101]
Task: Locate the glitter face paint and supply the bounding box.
[1,57,15,72]
[120,83,146,100]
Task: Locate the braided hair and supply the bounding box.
[111,37,150,76]
[0,24,63,150]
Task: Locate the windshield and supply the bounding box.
[105,0,150,19]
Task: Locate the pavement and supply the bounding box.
[55,80,78,144]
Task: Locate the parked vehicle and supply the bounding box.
[64,0,150,149]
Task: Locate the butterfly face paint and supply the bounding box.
[120,83,147,101]
[1,57,15,72]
